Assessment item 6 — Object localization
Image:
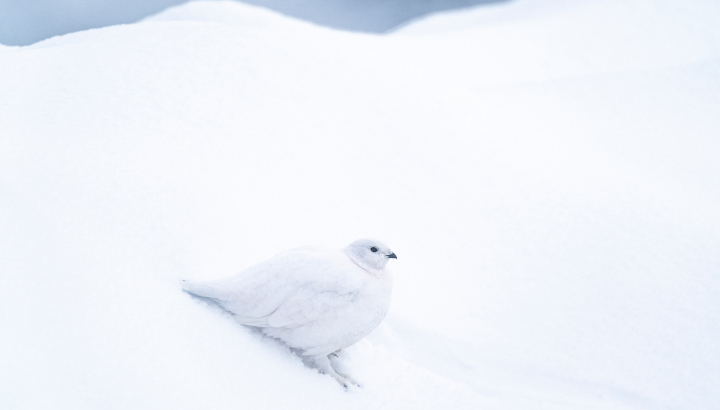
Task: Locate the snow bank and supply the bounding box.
[1,1,719,409]
[0,0,503,46]
[142,0,320,31]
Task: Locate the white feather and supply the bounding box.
[182,238,396,387]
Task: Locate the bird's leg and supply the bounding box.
[305,355,359,389]
[328,353,362,388]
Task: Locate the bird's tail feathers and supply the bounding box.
[181,279,227,302]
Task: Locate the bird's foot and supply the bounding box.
[306,354,362,390]
[331,372,362,390]
[327,353,361,388]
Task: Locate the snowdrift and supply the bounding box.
[1,0,719,408]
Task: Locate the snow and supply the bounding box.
[1,0,719,409]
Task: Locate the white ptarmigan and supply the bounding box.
[182,238,396,387]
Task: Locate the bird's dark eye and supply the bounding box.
[370,247,378,252]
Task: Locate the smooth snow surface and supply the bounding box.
[1,1,720,409]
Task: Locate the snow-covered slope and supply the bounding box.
[1,1,719,409]
[0,0,503,45]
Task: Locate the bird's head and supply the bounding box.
[343,238,397,271]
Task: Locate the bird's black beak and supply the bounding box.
[387,253,397,259]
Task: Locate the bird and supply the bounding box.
[182,238,397,387]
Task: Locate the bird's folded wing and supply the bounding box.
[183,276,285,321]
[266,284,358,328]
[184,249,364,327]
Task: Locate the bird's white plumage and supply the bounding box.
[182,238,396,387]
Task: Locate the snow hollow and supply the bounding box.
[1,0,719,409]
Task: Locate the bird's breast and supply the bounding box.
[334,273,393,332]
